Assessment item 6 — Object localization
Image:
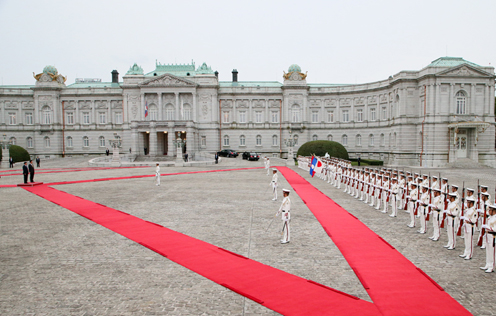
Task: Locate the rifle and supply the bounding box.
[440,183,449,228]
[426,173,431,221]
[456,182,465,236]
[386,179,391,203]
[477,202,487,247]
[403,183,410,210]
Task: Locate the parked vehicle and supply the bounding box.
[247,152,260,161]
[217,149,238,157]
[242,151,251,160]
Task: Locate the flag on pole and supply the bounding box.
[310,156,323,177]
[145,101,149,118]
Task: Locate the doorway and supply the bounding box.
[143,132,150,155]
[456,129,468,158]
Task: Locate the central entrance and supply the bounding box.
[456,129,468,158]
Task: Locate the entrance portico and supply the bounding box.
[448,121,491,163]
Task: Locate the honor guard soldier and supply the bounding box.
[407,183,418,228]
[429,188,444,241]
[480,203,496,273]
[375,175,383,210]
[276,189,291,244]
[451,185,461,234]
[431,176,439,190]
[418,186,429,234]
[480,185,491,203]
[460,196,477,260]
[398,174,406,211]
[479,192,490,249]
[336,164,342,189]
[155,163,161,186]
[445,193,460,250]
[265,157,271,175]
[270,169,278,201]
[389,177,399,217]
[381,176,390,213]
[368,173,376,206]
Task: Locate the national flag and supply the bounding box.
[310,156,323,177]
[145,101,149,118]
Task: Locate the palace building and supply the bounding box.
[0,57,494,167]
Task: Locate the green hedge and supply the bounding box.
[0,145,31,163]
[297,140,349,160]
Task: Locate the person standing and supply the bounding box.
[276,189,291,244]
[106,148,110,156]
[357,156,361,166]
[480,203,496,273]
[35,156,40,168]
[429,188,444,241]
[265,157,271,176]
[22,162,29,184]
[445,193,460,250]
[155,163,160,186]
[9,156,14,168]
[407,183,418,228]
[460,196,477,260]
[215,153,219,164]
[270,169,278,201]
[28,160,35,183]
[389,177,399,217]
[418,186,429,234]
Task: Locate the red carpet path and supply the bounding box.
[17,167,472,315]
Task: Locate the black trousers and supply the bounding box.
[30,173,34,182]
[23,174,28,183]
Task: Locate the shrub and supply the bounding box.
[0,145,31,163]
[297,140,349,160]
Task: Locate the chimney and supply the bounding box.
[111,70,119,83]
[214,71,219,78]
[232,69,238,82]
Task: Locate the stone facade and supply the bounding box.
[0,58,494,167]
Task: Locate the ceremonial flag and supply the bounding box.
[145,101,149,118]
[310,156,323,177]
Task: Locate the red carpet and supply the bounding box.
[23,184,380,316]
[276,167,471,316]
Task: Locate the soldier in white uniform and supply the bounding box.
[429,188,444,241]
[265,158,271,176]
[276,189,291,244]
[381,176,390,213]
[368,173,376,206]
[444,193,460,250]
[460,196,477,260]
[431,176,439,190]
[451,185,461,235]
[478,192,490,249]
[407,183,418,228]
[336,165,342,189]
[418,186,429,234]
[389,177,399,217]
[155,163,161,186]
[270,169,278,201]
[398,174,406,211]
[480,203,496,273]
[375,175,383,210]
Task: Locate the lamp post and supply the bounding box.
[0,134,12,168]
[108,132,121,164]
[284,129,296,165]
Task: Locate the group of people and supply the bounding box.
[22,160,36,183]
[297,155,496,273]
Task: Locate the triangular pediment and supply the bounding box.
[140,74,197,87]
[436,64,493,78]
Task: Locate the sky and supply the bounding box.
[0,0,495,86]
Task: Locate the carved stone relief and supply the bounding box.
[200,94,210,118]
[128,95,139,119]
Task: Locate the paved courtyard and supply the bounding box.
[0,156,495,315]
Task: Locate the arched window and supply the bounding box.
[165,104,175,121]
[291,104,301,123]
[342,135,348,146]
[183,104,192,121]
[380,133,385,146]
[356,134,361,146]
[223,135,229,146]
[327,134,333,141]
[99,136,105,147]
[83,136,89,147]
[312,134,318,141]
[67,136,73,147]
[44,136,50,148]
[455,91,466,114]
[239,135,246,146]
[369,134,374,146]
[256,135,262,146]
[272,135,278,146]
[41,105,52,124]
[149,104,158,120]
[26,137,33,148]
[9,137,16,145]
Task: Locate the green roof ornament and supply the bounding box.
[196,62,214,74]
[126,63,144,75]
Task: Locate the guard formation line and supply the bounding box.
[286,155,496,274]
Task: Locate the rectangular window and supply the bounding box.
[256,136,262,146]
[223,111,230,123]
[272,135,278,146]
[240,136,245,146]
[9,113,16,125]
[66,112,74,125]
[83,112,90,124]
[327,111,334,123]
[99,112,106,124]
[292,109,300,123]
[223,136,229,146]
[115,112,122,124]
[382,107,387,120]
[271,111,279,123]
[43,111,51,124]
[27,137,33,148]
[311,111,319,123]
[239,111,246,123]
[25,112,33,125]
[356,109,363,122]
[83,138,89,147]
[67,137,73,147]
[370,108,376,121]
[255,111,262,123]
[201,136,206,147]
[342,110,349,122]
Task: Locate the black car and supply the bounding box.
[217,149,238,157]
[247,152,260,161]
[242,151,251,160]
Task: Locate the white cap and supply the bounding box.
[282,189,290,193]
[466,196,476,202]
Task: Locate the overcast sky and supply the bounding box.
[0,0,495,86]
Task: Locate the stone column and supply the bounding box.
[141,93,145,121]
[149,121,157,157]
[192,93,196,121]
[158,92,162,121]
[131,121,139,155]
[175,93,180,120]
[1,144,10,169]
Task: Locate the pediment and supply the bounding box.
[140,74,197,87]
[436,64,493,78]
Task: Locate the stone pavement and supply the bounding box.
[0,157,494,315]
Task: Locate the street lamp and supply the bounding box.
[284,129,296,160]
[172,131,186,163]
[108,132,121,164]
[0,134,12,168]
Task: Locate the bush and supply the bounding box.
[0,145,31,163]
[297,140,349,160]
